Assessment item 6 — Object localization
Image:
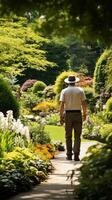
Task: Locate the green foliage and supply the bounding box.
[94,48,112,93]
[65,37,101,76]
[46,114,59,125]
[0,147,52,199]
[105,97,112,122]
[0,17,54,76]
[75,145,112,200]
[0,130,16,157]
[17,38,69,85]
[54,71,77,95]
[0,78,19,118]
[1,1,112,44]
[30,123,51,145]
[43,85,55,99]
[33,81,47,94]
[83,114,112,145]
[20,90,42,115]
[84,87,97,112]
[106,97,112,112]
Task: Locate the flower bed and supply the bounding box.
[0,110,53,199]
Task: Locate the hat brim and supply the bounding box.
[64,77,80,83]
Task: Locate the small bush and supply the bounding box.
[33,81,47,94]
[46,113,60,125]
[32,100,57,113]
[43,85,55,99]
[20,79,37,92]
[84,87,97,112]
[30,123,51,145]
[0,78,19,118]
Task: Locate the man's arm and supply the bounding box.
[81,100,87,121]
[59,101,64,125]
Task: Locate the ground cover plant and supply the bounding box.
[0,147,52,199]
[74,95,112,200]
[0,110,53,199]
[74,144,112,200]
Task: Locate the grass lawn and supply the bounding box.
[45,125,65,143]
[45,125,89,143]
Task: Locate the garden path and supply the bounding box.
[9,141,96,200]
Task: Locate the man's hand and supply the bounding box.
[60,115,65,125]
[60,101,65,125]
[82,114,87,121]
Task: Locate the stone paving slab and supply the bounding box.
[9,142,96,200]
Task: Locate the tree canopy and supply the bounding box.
[0,17,54,77]
[0,0,112,44]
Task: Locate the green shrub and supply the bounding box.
[74,145,112,200]
[20,91,41,114]
[0,147,52,199]
[0,78,19,118]
[33,81,47,94]
[106,97,112,112]
[84,87,97,112]
[54,71,78,95]
[30,123,51,145]
[105,97,112,122]
[47,113,60,125]
[99,124,112,144]
[43,85,55,99]
[93,48,112,93]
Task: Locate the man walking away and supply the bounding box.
[60,74,87,161]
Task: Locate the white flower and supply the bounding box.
[41,118,47,126]
[21,126,30,142]
[0,117,8,131]
[0,110,30,142]
[0,112,4,119]
[6,110,14,129]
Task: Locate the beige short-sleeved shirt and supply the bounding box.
[60,86,86,110]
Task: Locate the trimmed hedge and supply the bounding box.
[94,48,112,93]
[105,97,112,122]
[33,81,47,93]
[0,78,19,118]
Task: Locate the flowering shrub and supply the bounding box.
[20,79,37,92]
[34,143,55,160]
[0,147,52,199]
[30,123,51,145]
[32,100,57,113]
[0,110,30,157]
[82,114,112,145]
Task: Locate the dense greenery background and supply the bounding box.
[1,0,112,44]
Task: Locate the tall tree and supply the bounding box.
[0,17,54,77]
